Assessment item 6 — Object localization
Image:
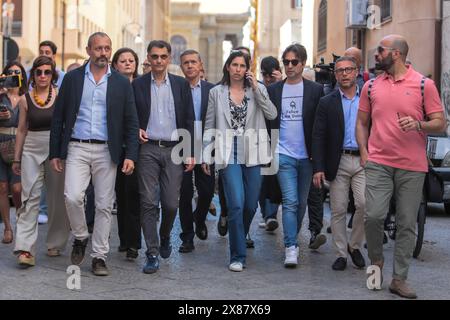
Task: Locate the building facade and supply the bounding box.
[170,1,248,83]
[1,0,149,70]
[308,0,442,83]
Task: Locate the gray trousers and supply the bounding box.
[365,161,425,280]
[138,143,184,257]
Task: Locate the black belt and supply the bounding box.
[342,149,360,156]
[148,139,178,148]
[70,138,107,144]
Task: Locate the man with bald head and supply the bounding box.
[356,34,446,299]
[344,47,374,90]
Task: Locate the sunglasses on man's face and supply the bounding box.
[6,70,21,76]
[35,69,52,77]
[283,59,300,67]
[377,46,395,54]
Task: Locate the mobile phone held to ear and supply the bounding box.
[0,75,21,89]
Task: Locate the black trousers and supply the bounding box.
[307,182,324,234]
[115,165,142,250]
[179,164,215,242]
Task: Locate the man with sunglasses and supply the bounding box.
[356,34,446,299]
[312,56,366,272]
[267,44,325,268]
[132,40,195,274]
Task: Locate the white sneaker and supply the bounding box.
[229,262,244,272]
[284,246,299,268]
[38,214,48,225]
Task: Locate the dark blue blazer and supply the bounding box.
[312,89,347,182]
[200,80,215,131]
[50,65,139,164]
[132,72,195,143]
[267,78,324,159]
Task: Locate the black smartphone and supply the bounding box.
[0,75,21,89]
[0,104,8,112]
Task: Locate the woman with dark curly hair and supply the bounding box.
[12,56,70,267]
[0,60,27,244]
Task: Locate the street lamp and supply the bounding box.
[122,22,144,47]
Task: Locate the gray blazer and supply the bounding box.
[203,83,277,170]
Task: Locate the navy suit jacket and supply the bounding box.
[267,78,324,159]
[132,73,195,153]
[312,89,347,182]
[49,65,139,164]
[200,80,215,131]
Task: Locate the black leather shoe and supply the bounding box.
[143,255,159,274]
[332,257,347,271]
[179,241,195,253]
[217,216,228,237]
[126,248,139,260]
[265,218,279,232]
[309,232,327,250]
[195,222,208,241]
[348,245,366,269]
[71,238,88,266]
[92,258,109,276]
[246,234,255,249]
[160,237,172,259]
[118,245,127,253]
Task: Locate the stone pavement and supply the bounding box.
[1,200,450,300]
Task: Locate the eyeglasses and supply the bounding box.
[6,70,21,76]
[150,54,169,61]
[35,69,52,77]
[377,46,395,54]
[142,63,151,68]
[262,71,272,77]
[283,59,300,67]
[335,67,357,75]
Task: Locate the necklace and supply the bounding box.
[33,86,52,107]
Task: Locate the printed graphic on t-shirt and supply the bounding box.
[281,95,303,121]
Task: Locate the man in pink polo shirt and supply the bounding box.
[356,34,446,299]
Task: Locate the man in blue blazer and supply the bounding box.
[50,32,139,276]
[132,40,195,274]
[177,50,215,253]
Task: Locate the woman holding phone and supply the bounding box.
[202,50,277,272]
[12,56,70,267]
[0,61,27,244]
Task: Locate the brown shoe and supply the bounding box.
[47,249,61,257]
[389,279,417,299]
[2,229,13,244]
[92,258,109,276]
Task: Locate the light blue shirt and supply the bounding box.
[72,61,111,141]
[191,80,202,121]
[340,87,360,150]
[278,82,309,160]
[147,73,178,141]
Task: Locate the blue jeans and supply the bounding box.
[277,154,313,248]
[220,164,262,265]
[259,198,279,221]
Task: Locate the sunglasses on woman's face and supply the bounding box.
[35,69,52,77]
[6,69,21,76]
